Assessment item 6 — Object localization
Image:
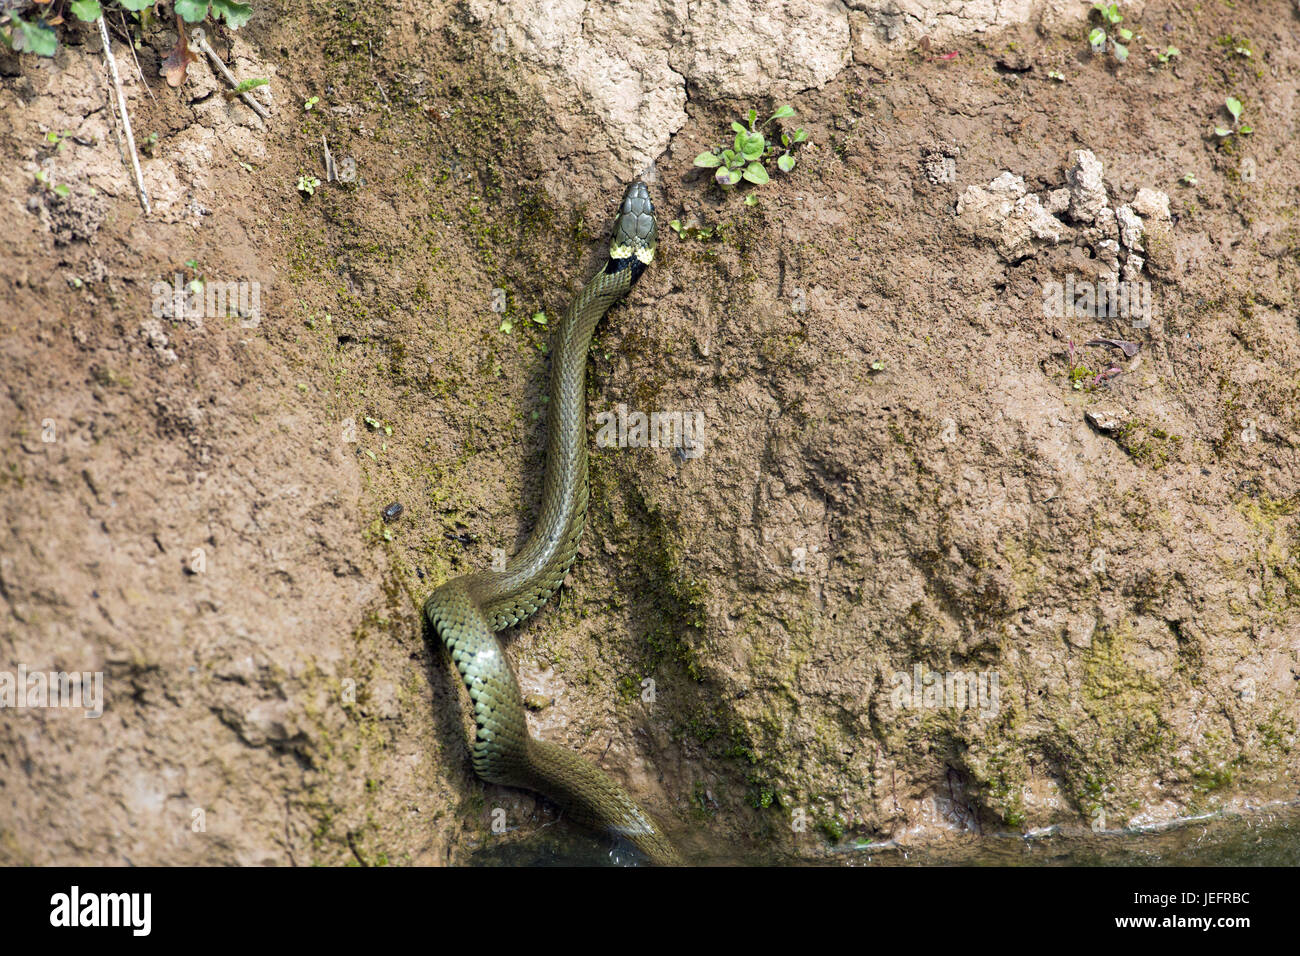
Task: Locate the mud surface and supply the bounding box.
[2,1,1298,864]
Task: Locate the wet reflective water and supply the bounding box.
[470,802,1300,866]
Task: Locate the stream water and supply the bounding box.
[469,801,1300,866]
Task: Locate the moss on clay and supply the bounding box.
[1112,420,1183,470]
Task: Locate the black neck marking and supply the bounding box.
[605,255,648,285]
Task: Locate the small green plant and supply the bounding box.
[1216,35,1253,58]
[33,168,71,199]
[224,77,269,100]
[1088,3,1133,63]
[1156,46,1179,64]
[304,95,321,111]
[1047,69,1066,81]
[668,219,727,242]
[183,259,204,296]
[1214,96,1252,140]
[2,1,251,58]
[693,105,806,191]
[296,175,321,196]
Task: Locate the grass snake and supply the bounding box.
[424,181,681,865]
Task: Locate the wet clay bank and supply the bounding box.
[1,0,1298,864]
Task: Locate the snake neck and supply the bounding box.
[476,267,632,629]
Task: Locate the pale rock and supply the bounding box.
[845,0,1035,53]
[1132,187,1171,221]
[1066,149,1108,223]
[680,0,850,99]
[955,173,1066,260]
[1086,406,1131,433]
[1115,204,1144,250]
[1093,205,1118,242]
[1095,238,1121,270]
[465,0,689,190]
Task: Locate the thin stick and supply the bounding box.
[321,134,336,181]
[97,16,150,216]
[191,27,270,120]
[118,10,156,103]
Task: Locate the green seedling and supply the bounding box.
[694,105,807,192]
[1215,97,1252,140]
[1088,3,1133,62]
[2,0,252,58]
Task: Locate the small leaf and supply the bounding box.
[781,132,790,147]
[210,0,253,29]
[792,129,808,144]
[669,219,682,232]
[1238,124,1253,135]
[174,0,210,24]
[777,153,795,173]
[1088,27,1106,50]
[53,184,71,198]
[119,0,156,9]
[69,0,102,22]
[746,108,757,127]
[1226,97,1242,120]
[741,133,765,161]
[742,162,769,185]
[769,105,795,121]
[1214,127,1231,137]
[531,311,547,325]
[743,194,758,206]
[16,16,58,57]
[1112,41,1128,62]
[162,20,197,87]
[232,77,269,95]
[731,121,747,135]
[693,152,723,168]
[1117,27,1133,41]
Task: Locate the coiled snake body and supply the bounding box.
[424,182,680,865]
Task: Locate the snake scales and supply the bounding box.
[424,181,681,865]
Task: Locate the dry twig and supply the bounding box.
[191,27,270,120]
[97,15,150,216]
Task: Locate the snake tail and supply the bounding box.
[424,182,681,865]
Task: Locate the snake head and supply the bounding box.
[608,181,657,280]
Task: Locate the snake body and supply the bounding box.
[424,182,680,865]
